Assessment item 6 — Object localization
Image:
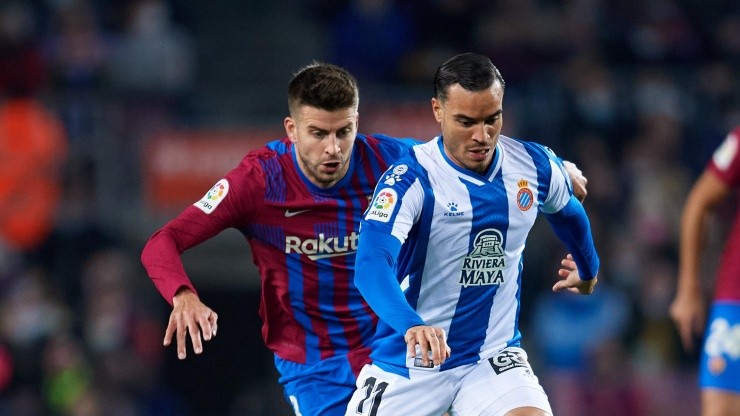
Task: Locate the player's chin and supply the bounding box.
[311,173,342,188]
[318,171,342,183]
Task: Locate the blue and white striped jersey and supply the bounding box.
[354,135,599,377]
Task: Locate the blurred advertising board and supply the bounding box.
[143,129,281,212]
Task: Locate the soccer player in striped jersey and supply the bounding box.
[347,53,599,416]
[670,126,740,416]
[141,63,417,415]
[141,62,589,416]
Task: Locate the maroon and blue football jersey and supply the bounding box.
[142,134,416,373]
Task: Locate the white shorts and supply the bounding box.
[345,347,552,416]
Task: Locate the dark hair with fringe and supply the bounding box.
[433,53,505,102]
[288,62,359,115]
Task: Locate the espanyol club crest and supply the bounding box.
[516,179,534,211]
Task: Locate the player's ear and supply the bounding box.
[431,98,443,123]
[284,117,297,142]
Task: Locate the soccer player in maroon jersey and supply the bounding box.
[670,126,740,416]
[141,62,589,416]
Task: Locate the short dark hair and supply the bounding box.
[433,53,505,102]
[288,62,359,115]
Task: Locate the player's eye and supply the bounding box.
[337,128,350,139]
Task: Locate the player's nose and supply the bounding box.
[325,135,340,154]
[472,123,489,142]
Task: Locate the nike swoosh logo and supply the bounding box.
[308,252,355,260]
[284,209,311,217]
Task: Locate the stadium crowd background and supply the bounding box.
[0,0,738,414]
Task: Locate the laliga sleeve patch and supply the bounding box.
[713,132,738,171]
[194,179,229,214]
[365,188,398,223]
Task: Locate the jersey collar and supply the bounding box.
[436,136,503,183]
[290,140,357,195]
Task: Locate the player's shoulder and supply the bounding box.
[252,137,291,158]
[237,137,290,165]
[500,135,550,154]
[501,135,562,168]
[388,139,436,177]
[225,137,291,182]
[362,133,420,150]
[354,133,420,167]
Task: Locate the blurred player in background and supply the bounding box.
[670,126,740,416]
[141,62,588,416]
[347,53,599,416]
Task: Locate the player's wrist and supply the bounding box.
[173,286,197,305]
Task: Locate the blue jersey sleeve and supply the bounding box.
[354,229,426,335]
[544,195,600,280]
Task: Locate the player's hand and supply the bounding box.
[165,288,218,359]
[404,325,451,367]
[553,254,597,294]
[563,160,587,202]
[669,285,705,351]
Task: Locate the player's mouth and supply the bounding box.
[320,161,342,174]
[467,148,491,161]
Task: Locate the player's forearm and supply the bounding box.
[545,196,600,279]
[355,230,426,334]
[677,170,730,294]
[141,228,198,305]
[676,188,710,294]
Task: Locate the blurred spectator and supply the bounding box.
[327,0,416,83]
[0,2,46,97]
[531,281,632,415]
[43,0,112,151]
[42,334,93,415]
[107,0,196,102]
[580,339,648,416]
[26,158,115,319]
[475,0,569,81]
[627,0,701,63]
[0,96,68,252]
[560,57,629,142]
[399,0,479,85]
[624,117,691,249]
[0,2,68,255]
[105,0,197,209]
[0,267,70,414]
[0,95,67,255]
[633,250,683,373]
[712,12,740,62]
[570,133,626,221]
[81,248,184,415]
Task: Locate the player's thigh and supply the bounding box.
[701,389,740,416]
[450,347,552,416]
[283,377,355,416]
[699,303,740,395]
[279,357,358,416]
[345,364,454,416]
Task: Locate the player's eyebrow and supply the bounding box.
[454,109,503,122]
[308,122,354,133]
